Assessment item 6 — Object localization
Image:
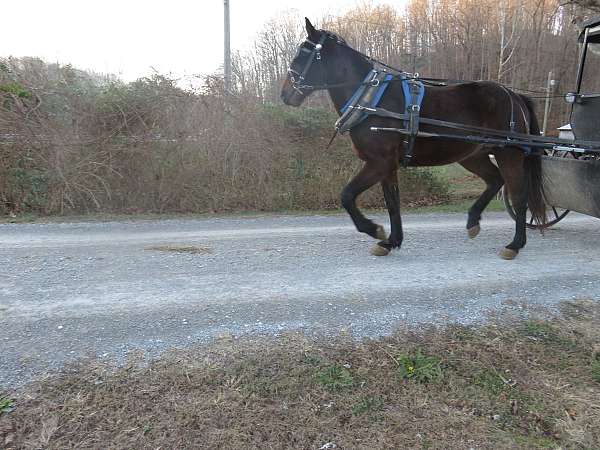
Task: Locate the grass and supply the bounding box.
[351,396,384,416]
[317,364,355,391]
[0,198,505,225]
[592,355,600,383]
[2,300,600,449]
[144,244,212,254]
[430,163,485,199]
[0,163,497,224]
[395,351,443,383]
[0,396,13,414]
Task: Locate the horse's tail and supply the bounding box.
[519,94,547,228]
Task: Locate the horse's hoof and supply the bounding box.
[375,225,387,240]
[370,244,391,257]
[467,224,481,239]
[500,248,519,260]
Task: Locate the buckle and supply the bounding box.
[411,104,420,112]
[350,105,377,112]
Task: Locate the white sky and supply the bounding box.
[1,0,406,82]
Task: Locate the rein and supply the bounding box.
[288,32,436,95]
[288,33,600,101]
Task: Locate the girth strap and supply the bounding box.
[401,78,425,166]
[335,70,425,166]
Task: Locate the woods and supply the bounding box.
[1,0,598,215]
[235,0,596,124]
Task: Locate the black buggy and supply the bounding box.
[502,16,600,227]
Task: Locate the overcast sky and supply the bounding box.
[1,0,406,82]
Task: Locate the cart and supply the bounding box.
[502,16,600,227]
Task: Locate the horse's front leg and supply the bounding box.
[340,161,388,242]
[371,170,403,256]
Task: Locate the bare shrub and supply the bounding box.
[0,60,446,216]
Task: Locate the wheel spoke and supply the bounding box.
[552,206,560,221]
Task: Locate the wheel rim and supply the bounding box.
[502,186,570,229]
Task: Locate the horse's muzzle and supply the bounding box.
[281,79,304,106]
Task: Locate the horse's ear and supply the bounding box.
[305,17,317,38]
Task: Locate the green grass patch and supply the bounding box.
[396,351,443,383]
[0,395,14,414]
[520,321,577,349]
[521,321,558,341]
[592,357,600,383]
[511,434,559,448]
[473,369,510,396]
[316,364,354,391]
[352,396,384,416]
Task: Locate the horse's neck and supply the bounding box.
[327,58,373,115]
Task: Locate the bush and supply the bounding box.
[0,58,448,216]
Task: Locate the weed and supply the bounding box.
[302,354,324,366]
[0,396,14,414]
[592,358,600,383]
[316,364,354,391]
[512,434,558,448]
[520,321,576,348]
[396,351,443,383]
[474,369,509,396]
[352,396,383,416]
[521,321,557,340]
[446,324,477,342]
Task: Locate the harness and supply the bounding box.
[287,33,526,165]
[333,69,425,165]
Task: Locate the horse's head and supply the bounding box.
[281,18,336,106]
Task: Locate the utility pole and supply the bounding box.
[223,0,231,93]
[542,71,556,136]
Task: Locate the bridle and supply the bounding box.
[287,33,328,96]
[287,28,558,101]
[286,32,436,96]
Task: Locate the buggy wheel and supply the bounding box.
[502,186,569,229]
[502,148,577,229]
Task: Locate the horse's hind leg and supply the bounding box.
[341,161,388,241]
[459,152,504,238]
[493,148,527,260]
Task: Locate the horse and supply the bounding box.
[281,18,546,260]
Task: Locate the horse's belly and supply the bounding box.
[410,140,483,166]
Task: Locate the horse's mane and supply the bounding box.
[320,29,347,45]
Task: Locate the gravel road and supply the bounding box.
[1,211,599,388]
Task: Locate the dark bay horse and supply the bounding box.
[281,18,546,260]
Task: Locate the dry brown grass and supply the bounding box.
[144,244,213,255]
[2,300,600,449]
[1,61,448,218]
